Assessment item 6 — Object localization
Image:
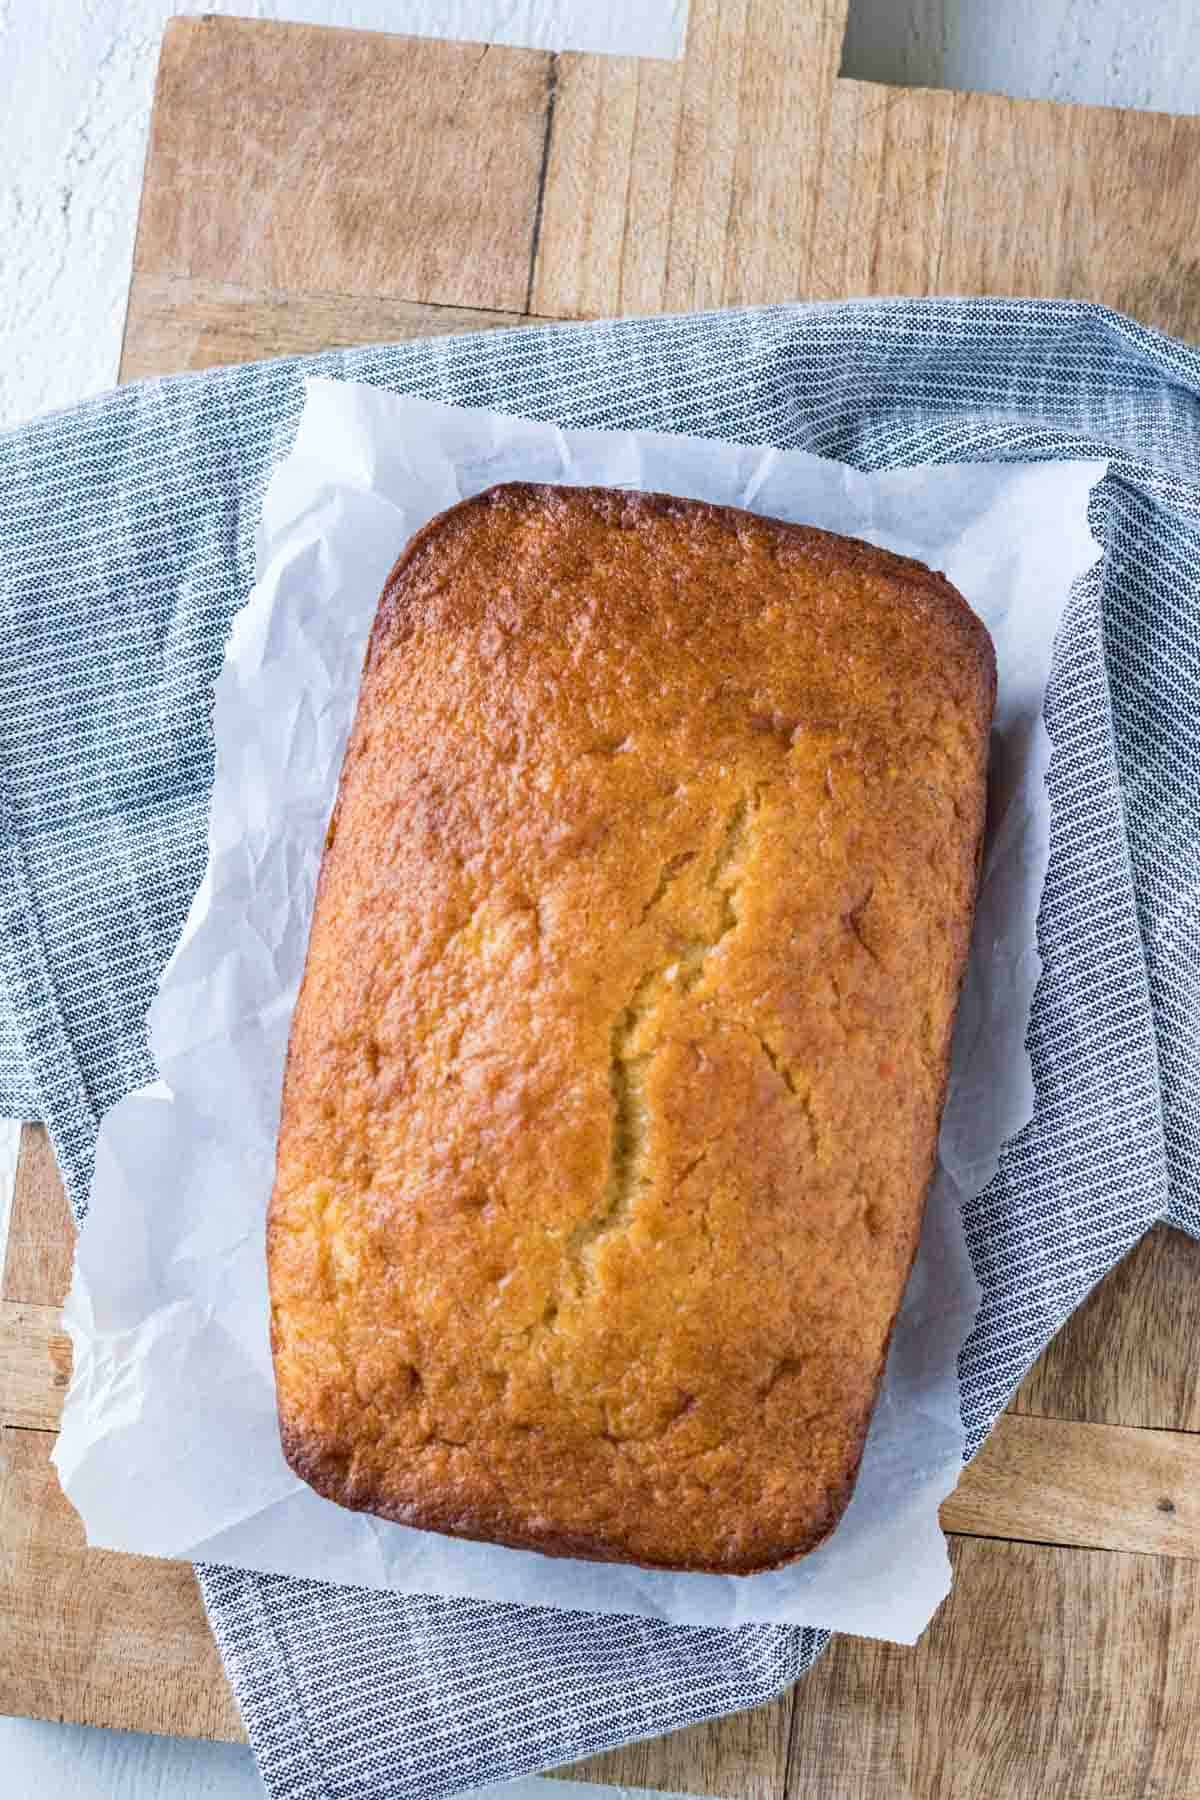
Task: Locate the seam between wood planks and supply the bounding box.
[129,276,553,322]
[938,1525,1189,1559]
[1011,1403,1200,1436]
[525,53,561,314]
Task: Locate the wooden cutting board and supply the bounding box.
[4,6,1200,1794]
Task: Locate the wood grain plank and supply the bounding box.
[526,52,649,320]
[817,81,958,299]
[0,1426,245,1743]
[1013,1225,1200,1432]
[943,1413,1200,1559]
[533,0,852,318]
[658,0,751,314]
[2,1125,74,1308]
[720,0,849,309]
[937,92,1200,337]
[786,1535,1200,1800]
[533,3,1200,336]
[138,18,551,312]
[120,275,530,381]
[0,1301,71,1432]
[133,9,1200,347]
[610,57,684,318]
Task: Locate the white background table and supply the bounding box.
[2,1,1198,1793]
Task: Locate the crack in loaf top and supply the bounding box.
[268,481,995,1574]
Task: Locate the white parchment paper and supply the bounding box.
[55,380,1104,1641]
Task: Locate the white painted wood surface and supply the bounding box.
[842,0,1200,116]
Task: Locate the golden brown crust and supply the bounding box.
[268,482,995,1574]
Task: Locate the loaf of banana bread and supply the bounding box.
[268,481,995,1573]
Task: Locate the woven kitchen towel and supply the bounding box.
[1,299,1198,1799]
